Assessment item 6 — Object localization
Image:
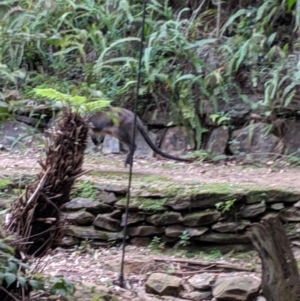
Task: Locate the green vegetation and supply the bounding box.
[0,179,12,190]
[216,199,237,214]
[71,180,98,199]
[149,236,165,252]
[0,0,299,151]
[178,230,191,247]
[0,225,75,299]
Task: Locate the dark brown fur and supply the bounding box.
[87,107,190,166]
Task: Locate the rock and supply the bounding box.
[142,106,172,126]
[211,220,251,233]
[110,210,123,219]
[127,225,164,237]
[283,120,300,154]
[183,211,221,226]
[205,126,229,155]
[146,212,182,226]
[133,129,157,158]
[62,211,95,225]
[63,198,112,214]
[0,120,41,149]
[94,184,127,194]
[98,191,118,205]
[188,273,216,290]
[246,190,300,204]
[66,225,123,241]
[181,291,212,300]
[294,200,300,208]
[270,203,285,210]
[145,273,183,296]
[4,89,21,100]
[15,115,41,127]
[153,128,167,147]
[261,212,278,220]
[60,236,80,247]
[255,296,267,301]
[166,191,244,210]
[102,135,120,154]
[130,237,152,246]
[93,214,121,231]
[194,232,250,244]
[280,207,300,222]
[116,198,167,213]
[105,257,152,274]
[241,203,266,218]
[89,241,109,247]
[165,198,191,210]
[165,225,208,238]
[212,276,260,301]
[162,297,189,301]
[115,198,140,211]
[161,235,178,243]
[229,123,283,157]
[134,190,166,198]
[161,127,189,154]
[202,97,251,126]
[121,212,145,226]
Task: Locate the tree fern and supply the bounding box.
[34,88,111,114]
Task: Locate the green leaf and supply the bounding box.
[184,38,216,50]
[144,47,153,74]
[288,0,297,11]
[220,9,249,35]
[29,279,44,290]
[210,114,219,123]
[17,276,27,287]
[8,261,18,273]
[295,0,300,31]
[4,272,16,287]
[267,32,277,46]
[97,37,140,63]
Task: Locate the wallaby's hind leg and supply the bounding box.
[124,143,136,167]
[117,128,136,166]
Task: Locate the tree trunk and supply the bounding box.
[250,216,300,301]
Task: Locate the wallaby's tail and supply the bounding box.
[136,119,191,163]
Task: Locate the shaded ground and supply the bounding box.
[1,150,300,191]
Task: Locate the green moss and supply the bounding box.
[118,197,168,212]
[71,180,98,199]
[246,188,300,204]
[0,179,13,190]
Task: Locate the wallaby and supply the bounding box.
[86,107,190,166]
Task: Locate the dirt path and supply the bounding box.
[1,151,300,190]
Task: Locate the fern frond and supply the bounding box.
[84,100,111,113]
[34,88,111,113]
[35,88,76,103]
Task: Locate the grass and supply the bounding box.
[0,179,13,190]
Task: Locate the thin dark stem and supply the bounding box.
[119,0,147,288]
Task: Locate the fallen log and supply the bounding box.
[250,216,300,301]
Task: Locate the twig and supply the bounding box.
[27,168,50,206]
[154,258,253,272]
[0,286,20,301]
[185,0,207,37]
[174,269,222,275]
[216,0,221,38]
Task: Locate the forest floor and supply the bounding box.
[1,150,300,300]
